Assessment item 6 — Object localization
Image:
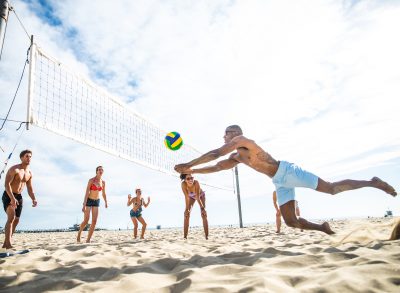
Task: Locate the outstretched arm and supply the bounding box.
[191,157,239,174]
[175,136,243,173]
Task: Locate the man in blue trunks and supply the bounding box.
[175,125,397,234]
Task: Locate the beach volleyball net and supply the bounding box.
[26,44,232,190]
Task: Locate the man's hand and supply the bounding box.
[10,198,18,209]
[32,199,37,207]
[128,194,131,199]
[174,164,192,173]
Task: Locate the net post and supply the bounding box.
[27,35,35,130]
[0,0,10,60]
[234,166,243,228]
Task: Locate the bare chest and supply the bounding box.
[15,169,31,183]
[235,148,257,166]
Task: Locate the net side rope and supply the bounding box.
[0,42,31,131]
[0,127,25,180]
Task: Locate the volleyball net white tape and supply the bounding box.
[27,44,232,190]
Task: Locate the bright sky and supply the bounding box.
[0,0,399,230]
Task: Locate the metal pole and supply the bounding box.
[234,166,243,228]
[27,35,35,130]
[0,0,9,60]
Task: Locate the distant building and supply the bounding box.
[384,210,393,217]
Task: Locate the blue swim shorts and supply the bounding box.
[130,208,142,218]
[86,198,100,207]
[272,161,319,206]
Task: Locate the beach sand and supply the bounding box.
[1,217,399,292]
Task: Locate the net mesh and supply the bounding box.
[28,44,231,190]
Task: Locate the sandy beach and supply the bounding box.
[1,217,399,292]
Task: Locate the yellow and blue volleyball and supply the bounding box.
[164,132,183,151]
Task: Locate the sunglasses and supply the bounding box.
[186,177,194,181]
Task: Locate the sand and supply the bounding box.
[1,217,399,292]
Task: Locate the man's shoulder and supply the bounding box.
[233,135,253,143]
[8,164,21,173]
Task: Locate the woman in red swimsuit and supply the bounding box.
[77,166,108,243]
[180,174,208,239]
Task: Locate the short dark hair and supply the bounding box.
[96,166,103,172]
[226,125,243,135]
[20,149,32,159]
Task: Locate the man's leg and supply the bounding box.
[295,202,303,232]
[2,206,16,249]
[11,217,20,235]
[280,200,334,235]
[316,177,397,196]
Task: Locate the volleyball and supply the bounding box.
[164,132,183,151]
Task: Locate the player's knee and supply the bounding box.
[284,218,298,228]
[6,217,15,225]
[324,182,336,195]
[13,218,20,225]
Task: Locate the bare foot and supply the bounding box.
[140,237,144,240]
[76,236,81,243]
[276,230,280,234]
[322,222,335,235]
[372,177,397,196]
[86,239,91,243]
[2,244,13,249]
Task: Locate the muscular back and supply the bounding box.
[231,136,279,177]
[5,164,32,194]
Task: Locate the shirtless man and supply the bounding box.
[2,150,37,249]
[175,125,397,235]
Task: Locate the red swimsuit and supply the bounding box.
[90,182,102,191]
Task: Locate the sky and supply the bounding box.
[0,0,399,230]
